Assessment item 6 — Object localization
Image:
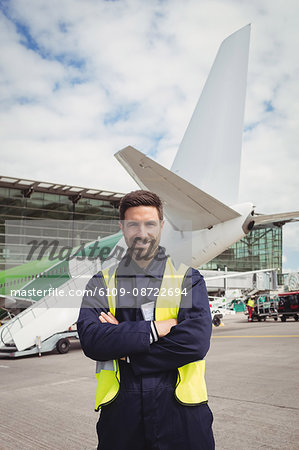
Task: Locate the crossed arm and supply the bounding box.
[77,269,212,374]
[99,311,177,338]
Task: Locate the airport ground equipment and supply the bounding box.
[250,295,278,322]
[0,330,78,357]
[212,313,223,327]
[277,291,299,322]
[0,256,96,356]
[209,297,226,326]
[227,299,246,312]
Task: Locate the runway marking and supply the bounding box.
[49,377,90,387]
[0,364,9,368]
[209,394,299,411]
[212,335,299,338]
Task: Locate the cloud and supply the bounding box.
[0,0,299,269]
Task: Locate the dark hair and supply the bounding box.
[119,190,163,220]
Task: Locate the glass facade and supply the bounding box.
[199,223,283,273]
[0,184,122,271]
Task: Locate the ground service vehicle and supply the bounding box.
[277,291,299,322]
[251,295,278,322]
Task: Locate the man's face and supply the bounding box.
[119,206,164,261]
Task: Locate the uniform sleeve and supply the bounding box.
[129,269,212,375]
[77,273,151,361]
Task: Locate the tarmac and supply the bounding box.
[0,313,298,450]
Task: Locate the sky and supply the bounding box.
[0,0,298,272]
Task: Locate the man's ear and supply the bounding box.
[161,220,165,230]
[119,221,124,233]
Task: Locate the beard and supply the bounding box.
[129,238,159,262]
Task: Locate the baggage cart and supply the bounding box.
[251,295,278,322]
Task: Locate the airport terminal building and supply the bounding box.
[0,176,122,271]
[200,223,282,273]
[0,175,283,274]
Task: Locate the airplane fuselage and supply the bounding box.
[160,202,254,268]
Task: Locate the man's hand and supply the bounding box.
[99,312,119,324]
[154,319,177,338]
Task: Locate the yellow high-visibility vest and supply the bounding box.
[247,298,255,308]
[95,258,208,411]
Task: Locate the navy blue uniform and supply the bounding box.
[77,249,215,450]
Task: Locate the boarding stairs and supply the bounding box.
[0,256,99,355]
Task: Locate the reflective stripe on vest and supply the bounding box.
[94,258,208,411]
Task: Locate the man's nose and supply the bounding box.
[136,223,148,239]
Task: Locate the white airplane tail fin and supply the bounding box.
[171,25,250,206]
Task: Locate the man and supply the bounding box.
[247,296,255,322]
[77,190,215,450]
